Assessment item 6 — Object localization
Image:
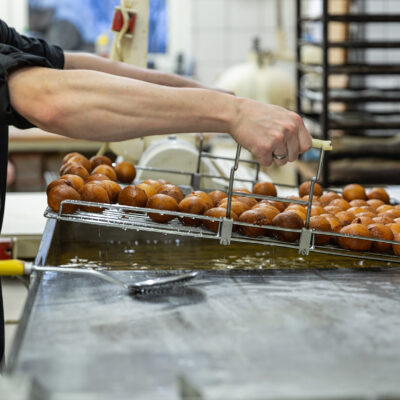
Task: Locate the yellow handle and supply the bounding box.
[0,260,25,276]
[312,139,332,151]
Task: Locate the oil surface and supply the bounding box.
[52,238,392,271]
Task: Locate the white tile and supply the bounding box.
[193,30,226,62]
[281,0,296,29]
[195,64,225,85]
[192,0,226,29]
[228,30,259,63]
[262,27,280,52]
[230,0,262,29]
[260,0,277,29]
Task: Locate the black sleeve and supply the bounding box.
[0,19,65,129]
[0,19,64,69]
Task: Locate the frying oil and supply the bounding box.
[53,239,390,271]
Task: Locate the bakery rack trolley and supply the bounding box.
[296,0,400,187]
[44,136,400,266]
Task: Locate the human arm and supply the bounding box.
[8,67,311,166]
[64,51,228,92]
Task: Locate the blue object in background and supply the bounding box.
[149,0,167,53]
[29,0,167,53]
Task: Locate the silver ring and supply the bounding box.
[272,152,288,160]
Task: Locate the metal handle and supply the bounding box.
[312,139,332,151]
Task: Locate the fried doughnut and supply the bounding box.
[147,194,178,223]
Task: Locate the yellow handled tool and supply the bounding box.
[0,259,26,276]
[0,260,199,293]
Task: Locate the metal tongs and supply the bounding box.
[0,260,199,294]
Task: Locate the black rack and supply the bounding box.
[296,0,400,186]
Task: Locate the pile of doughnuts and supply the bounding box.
[47,152,400,256]
[47,152,136,214]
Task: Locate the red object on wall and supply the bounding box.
[128,14,137,34]
[112,9,124,32]
[111,9,137,34]
[0,238,12,260]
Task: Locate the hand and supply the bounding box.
[229,98,312,166]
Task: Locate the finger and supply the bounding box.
[253,143,273,167]
[271,134,288,167]
[273,157,288,167]
[285,123,300,162]
[297,117,312,153]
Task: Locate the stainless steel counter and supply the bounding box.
[5,219,400,399]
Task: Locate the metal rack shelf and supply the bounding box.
[303,112,400,130]
[298,63,400,75]
[301,88,400,103]
[296,0,400,185]
[300,14,400,23]
[299,40,400,49]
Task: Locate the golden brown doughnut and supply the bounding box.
[393,233,400,256]
[309,215,332,245]
[115,161,136,183]
[80,183,110,213]
[46,178,73,195]
[253,182,277,197]
[60,174,85,192]
[208,190,227,207]
[342,184,367,202]
[60,162,89,180]
[67,155,92,173]
[218,199,250,217]
[91,165,117,181]
[86,174,110,183]
[157,184,184,204]
[318,191,341,207]
[337,224,372,252]
[147,194,178,223]
[47,184,81,214]
[203,207,238,233]
[187,191,213,210]
[367,187,390,204]
[239,209,271,237]
[118,186,148,208]
[137,183,158,200]
[178,196,209,226]
[62,152,84,164]
[299,181,323,197]
[367,223,393,253]
[272,211,304,242]
[90,155,112,169]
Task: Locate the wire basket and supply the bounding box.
[44,137,400,265]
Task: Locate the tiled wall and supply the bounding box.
[190,0,296,84]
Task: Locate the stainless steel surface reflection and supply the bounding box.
[6,220,400,400]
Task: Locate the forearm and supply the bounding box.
[9,66,312,167]
[8,67,234,141]
[64,52,207,89]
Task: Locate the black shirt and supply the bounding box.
[0,19,64,365]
